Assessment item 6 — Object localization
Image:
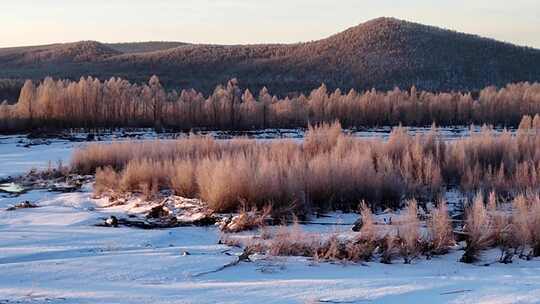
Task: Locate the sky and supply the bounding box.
[1,0,539,48]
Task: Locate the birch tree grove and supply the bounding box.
[1,76,540,132]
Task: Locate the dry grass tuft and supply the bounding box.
[170,161,197,197]
[529,196,540,256]
[380,235,401,264]
[398,199,421,263]
[72,123,452,212]
[357,202,376,242]
[94,166,119,196]
[512,195,532,257]
[267,221,316,257]
[77,121,540,215]
[428,199,454,255]
[461,193,494,263]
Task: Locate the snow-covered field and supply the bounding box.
[0,137,74,179]
[1,130,539,304]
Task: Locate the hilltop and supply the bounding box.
[1,17,539,95]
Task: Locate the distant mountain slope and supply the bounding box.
[105,42,189,54]
[1,17,540,95]
[0,41,121,64]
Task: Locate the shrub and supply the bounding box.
[74,121,540,213]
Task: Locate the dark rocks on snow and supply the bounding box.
[189,214,216,226]
[48,183,82,193]
[105,216,119,227]
[147,205,171,219]
[5,201,38,211]
[500,250,514,264]
[352,217,363,232]
[97,196,218,229]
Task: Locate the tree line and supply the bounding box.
[2,76,540,132]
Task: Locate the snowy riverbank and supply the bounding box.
[2,187,540,303]
[2,128,538,304]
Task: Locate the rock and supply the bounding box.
[184,212,216,226]
[105,216,119,227]
[500,250,514,264]
[226,214,247,232]
[158,196,216,226]
[238,249,251,262]
[147,205,171,219]
[48,183,81,193]
[218,216,232,231]
[21,138,52,147]
[98,195,218,228]
[150,216,178,227]
[217,212,263,233]
[6,201,38,211]
[453,230,467,243]
[352,217,363,232]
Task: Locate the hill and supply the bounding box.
[1,17,540,96]
[0,41,121,64]
[105,42,189,54]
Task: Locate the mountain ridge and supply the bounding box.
[1,17,539,95]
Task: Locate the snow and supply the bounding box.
[1,131,539,304]
[0,135,77,179]
[2,186,540,303]
[0,183,25,194]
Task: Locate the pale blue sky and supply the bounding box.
[2,0,539,48]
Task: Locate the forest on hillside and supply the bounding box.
[2,18,540,96]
